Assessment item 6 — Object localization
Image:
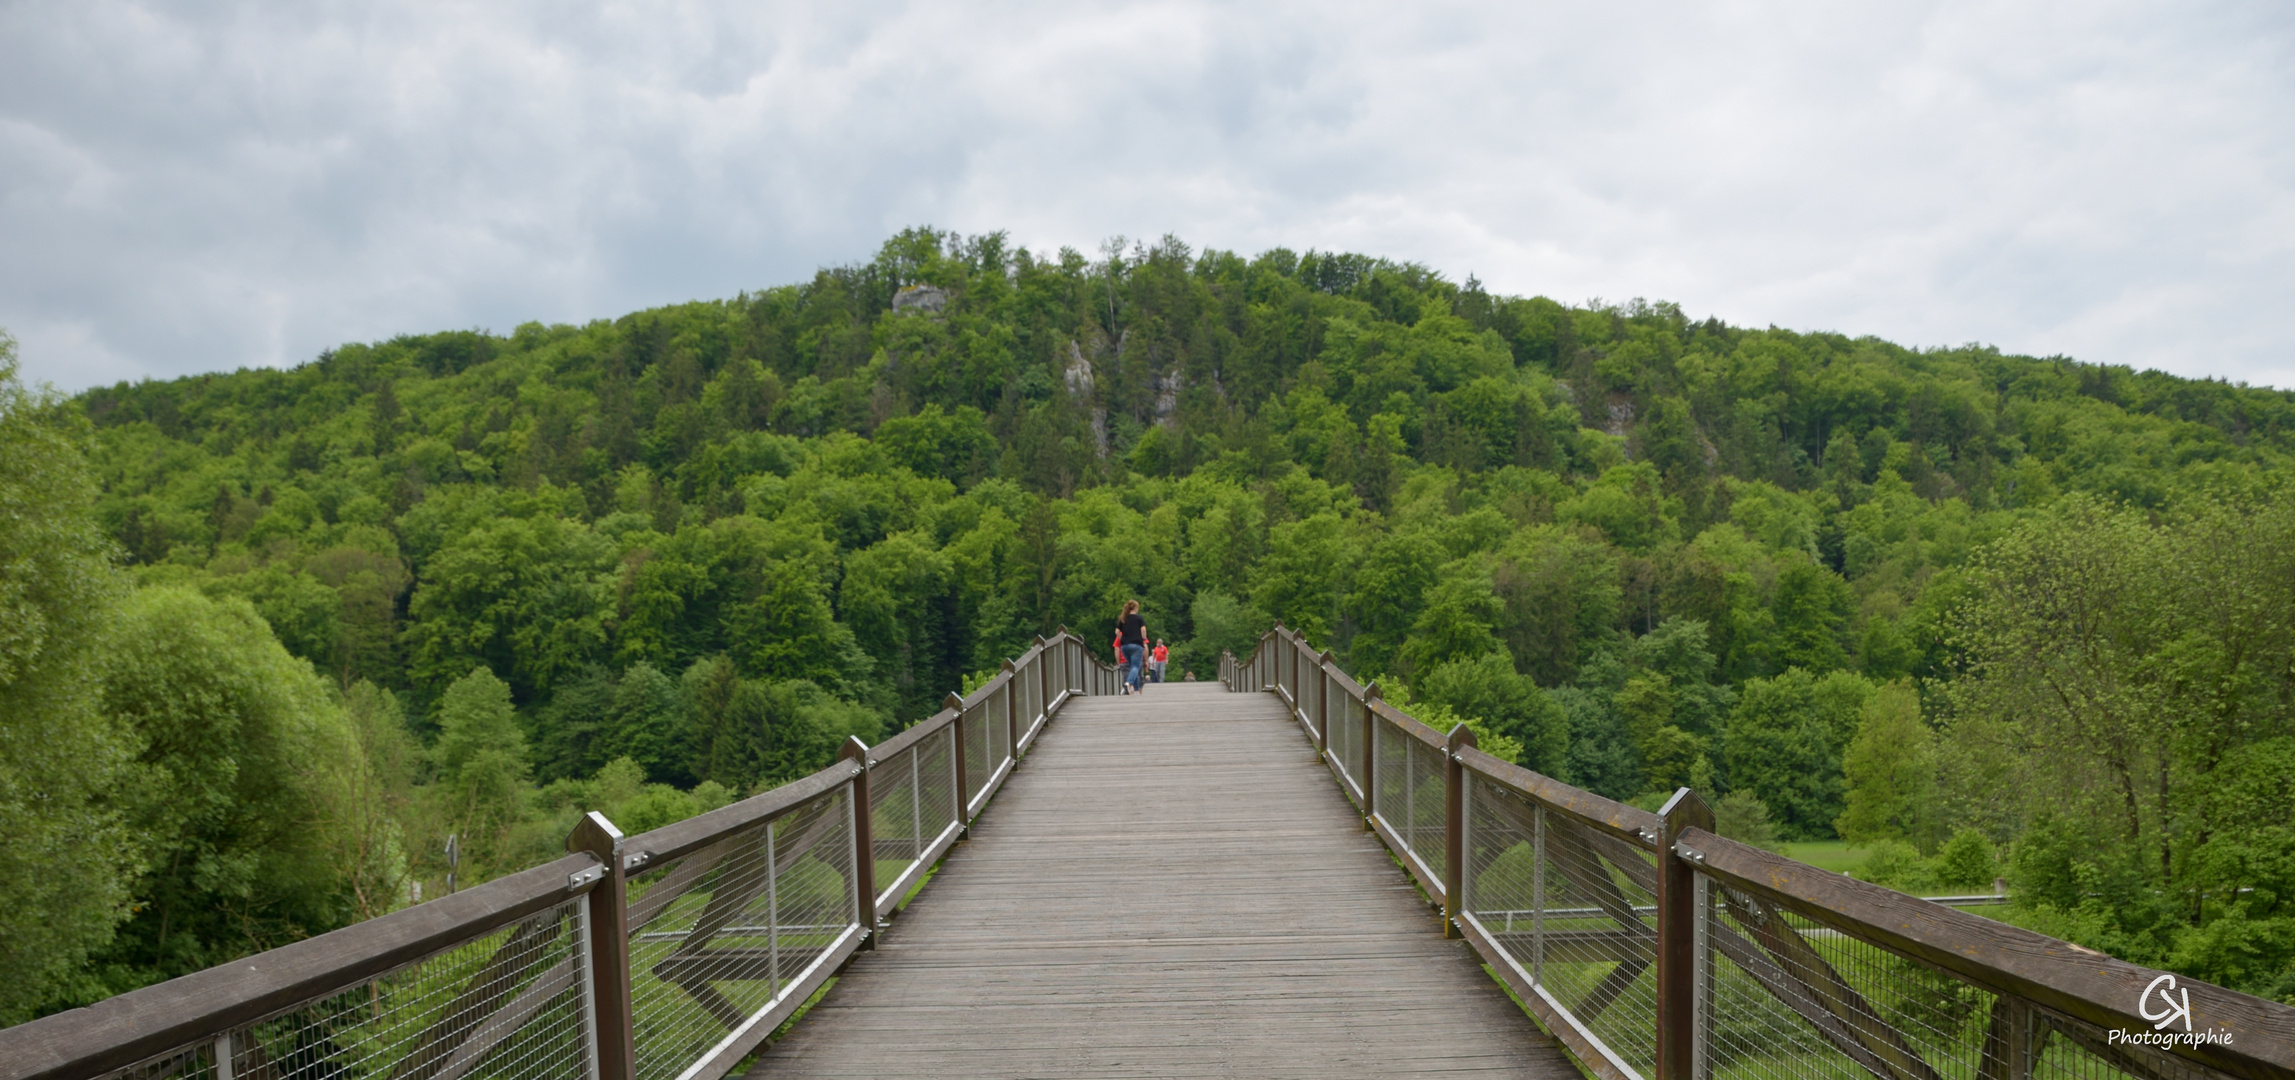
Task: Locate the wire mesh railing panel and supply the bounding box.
[989,685,1011,774]
[1698,881,2231,1080]
[1404,732,1448,881]
[867,729,955,911]
[1373,713,1405,822]
[914,724,957,859]
[627,786,857,1080]
[1464,776,1660,1080]
[94,1050,211,1080]
[963,704,990,811]
[2031,1011,2233,1080]
[1700,880,1997,1080]
[1330,690,1361,796]
[207,898,591,1080]
[1463,778,1534,939]
[94,1046,211,1080]
[1320,670,1335,746]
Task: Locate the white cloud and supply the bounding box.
[2,0,2289,392]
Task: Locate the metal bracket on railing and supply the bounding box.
[1674,842,1707,865]
[568,864,604,891]
[1639,826,1661,844]
[622,850,652,871]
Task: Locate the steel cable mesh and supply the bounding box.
[1330,693,1360,796]
[91,900,593,1080]
[627,787,856,1080]
[1371,717,1445,883]
[1320,672,1334,744]
[1373,715,1407,828]
[868,727,959,910]
[1464,777,1538,938]
[1701,884,2224,1080]
[963,703,990,810]
[2030,1013,2231,1080]
[1700,883,1970,1080]
[1463,779,1661,1080]
[988,685,1011,775]
[95,1046,209,1080]
[1404,734,1448,881]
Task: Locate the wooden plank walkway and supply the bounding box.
[746,682,1582,1078]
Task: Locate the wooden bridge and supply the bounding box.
[4,629,2293,1080]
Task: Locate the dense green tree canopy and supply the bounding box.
[0,340,137,1023]
[7,227,2295,1014]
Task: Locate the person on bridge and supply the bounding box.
[1115,600,1148,695]
[1149,639,1169,683]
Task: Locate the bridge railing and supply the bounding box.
[1225,625,2295,1080]
[0,630,1121,1080]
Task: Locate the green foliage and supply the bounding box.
[1837,682,1939,851]
[430,666,531,864]
[1714,791,1780,852]
[1416,652,1567,777]
[1177,591,1266,681]
[11,228,2295,1009]
[1942,493,2295,997]
[1932,829,1998,892]
[0,340,137,1023]
[1372,679,1525,766]
[1724,668,1875,840]
[86,587,368,1000]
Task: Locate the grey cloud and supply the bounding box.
[2,0,2290,392]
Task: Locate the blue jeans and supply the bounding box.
[1121,643,1145,690]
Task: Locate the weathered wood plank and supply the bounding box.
[746,684,1579,1079]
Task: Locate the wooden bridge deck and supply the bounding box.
[747,682,1581,1078]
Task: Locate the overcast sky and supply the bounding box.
[3,1,2291,393]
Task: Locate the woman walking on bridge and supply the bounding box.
[1115,600,1148,695]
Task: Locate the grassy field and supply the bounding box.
[1775,840,1873,876]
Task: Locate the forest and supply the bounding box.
[2,228,2293,1023]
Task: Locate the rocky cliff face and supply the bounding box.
[1064,340,1108,455]
[1062,328,1191,458]
[892,285,948,314]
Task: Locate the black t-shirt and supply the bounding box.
[1118,613,1146,647]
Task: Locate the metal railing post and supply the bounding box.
[1360,682,1382,831]
[567,812,635,1080]
[947,692,969,836]
[1658,788,1715,1080]
[1444,723,1476,939]
[840,738,878,950]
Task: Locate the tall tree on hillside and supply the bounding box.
[92,587,371,1000]
[0,336,138,1023]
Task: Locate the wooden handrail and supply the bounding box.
[1218,631,2295,1080]
[0,853,601,1080]
[1679,826,2295,1080]
[0,631,1126,1080]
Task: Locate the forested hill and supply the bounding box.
[8,228,2295,1018]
